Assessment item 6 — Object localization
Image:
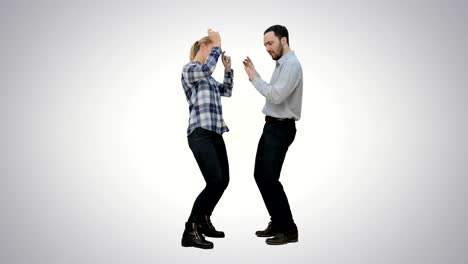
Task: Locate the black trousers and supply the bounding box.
[254,120,297,231]
[187,128,229,223]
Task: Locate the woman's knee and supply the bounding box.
[207,176,229,191]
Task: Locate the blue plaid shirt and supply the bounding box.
[181,47,234,135]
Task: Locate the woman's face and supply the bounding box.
[200,42,213,60]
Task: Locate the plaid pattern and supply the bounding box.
[182,47,234,135]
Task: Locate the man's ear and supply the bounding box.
[281,36,287,46]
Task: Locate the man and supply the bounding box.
[243,25,303,245]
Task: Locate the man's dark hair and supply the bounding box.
[264,25,289,45]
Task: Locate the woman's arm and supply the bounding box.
[216,69,234,97]
[182,47,221,84]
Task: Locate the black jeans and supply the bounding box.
[187,127,229,223]
[254,121,297,231]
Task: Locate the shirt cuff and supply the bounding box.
[225,69,234,76]
[211,46,221,55]
[251,76,263,86]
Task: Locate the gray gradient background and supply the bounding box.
[1,0,467,263]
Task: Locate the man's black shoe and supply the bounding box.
[255,222,280,237]
[265,231,298,245]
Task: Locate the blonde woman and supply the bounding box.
[181,29,233,249]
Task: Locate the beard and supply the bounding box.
[270,43,284,60]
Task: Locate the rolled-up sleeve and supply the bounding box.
[216,69,234,97]
[182,47,221,84]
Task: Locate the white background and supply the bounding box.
[1,0,467,263]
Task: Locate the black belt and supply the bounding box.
[265,115,295,124]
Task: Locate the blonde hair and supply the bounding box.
[190,36,212,62]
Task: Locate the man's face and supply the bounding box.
[264,31,284,60]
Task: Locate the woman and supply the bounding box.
[180,29,233,249]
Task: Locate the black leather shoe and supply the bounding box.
[255,222,280,237]
[265,231,298,245]
[181,222,214,249]
[198,215,225,238]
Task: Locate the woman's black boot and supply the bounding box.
[181,222,214,249]
[198,215,225,238]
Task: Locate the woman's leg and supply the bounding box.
[187,128,229,223]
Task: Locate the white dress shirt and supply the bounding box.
[251,50,303,120]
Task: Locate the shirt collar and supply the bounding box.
[277,50,294,66]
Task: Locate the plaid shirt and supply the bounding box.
[181,47,233,135]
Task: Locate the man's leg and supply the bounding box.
[254,123,296,230]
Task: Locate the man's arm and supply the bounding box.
[244,57,301,104]
[252,62,301,104]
